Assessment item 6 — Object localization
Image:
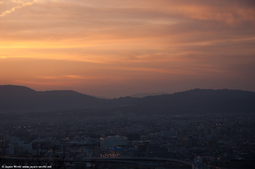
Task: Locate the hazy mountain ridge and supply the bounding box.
[130,92,168,98]
[0,85,107,112]
[0,85,255,114]
[131,89,255,115]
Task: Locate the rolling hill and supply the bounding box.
[0,85,255,115]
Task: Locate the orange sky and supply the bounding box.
[1,0,255,97]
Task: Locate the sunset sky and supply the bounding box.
[1,0,255,97]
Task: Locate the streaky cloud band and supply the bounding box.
[0,0,38,17]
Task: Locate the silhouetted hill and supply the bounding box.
[0,85,255,115]
[0,85,36,96]
[130,92,168,98]
[130,89,255,115]
[0,85,107,112]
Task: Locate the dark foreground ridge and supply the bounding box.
[0,85,255,115]
[1,85,255,169]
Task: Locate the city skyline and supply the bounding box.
[1,0,255,97]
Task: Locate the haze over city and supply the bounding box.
[1,0,255,97]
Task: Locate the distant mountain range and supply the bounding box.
[0,85,255,115]
[0,85,106,112]
[130,92,168,98]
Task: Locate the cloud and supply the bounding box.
[1,0,255,96]
[0,0,37,17]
